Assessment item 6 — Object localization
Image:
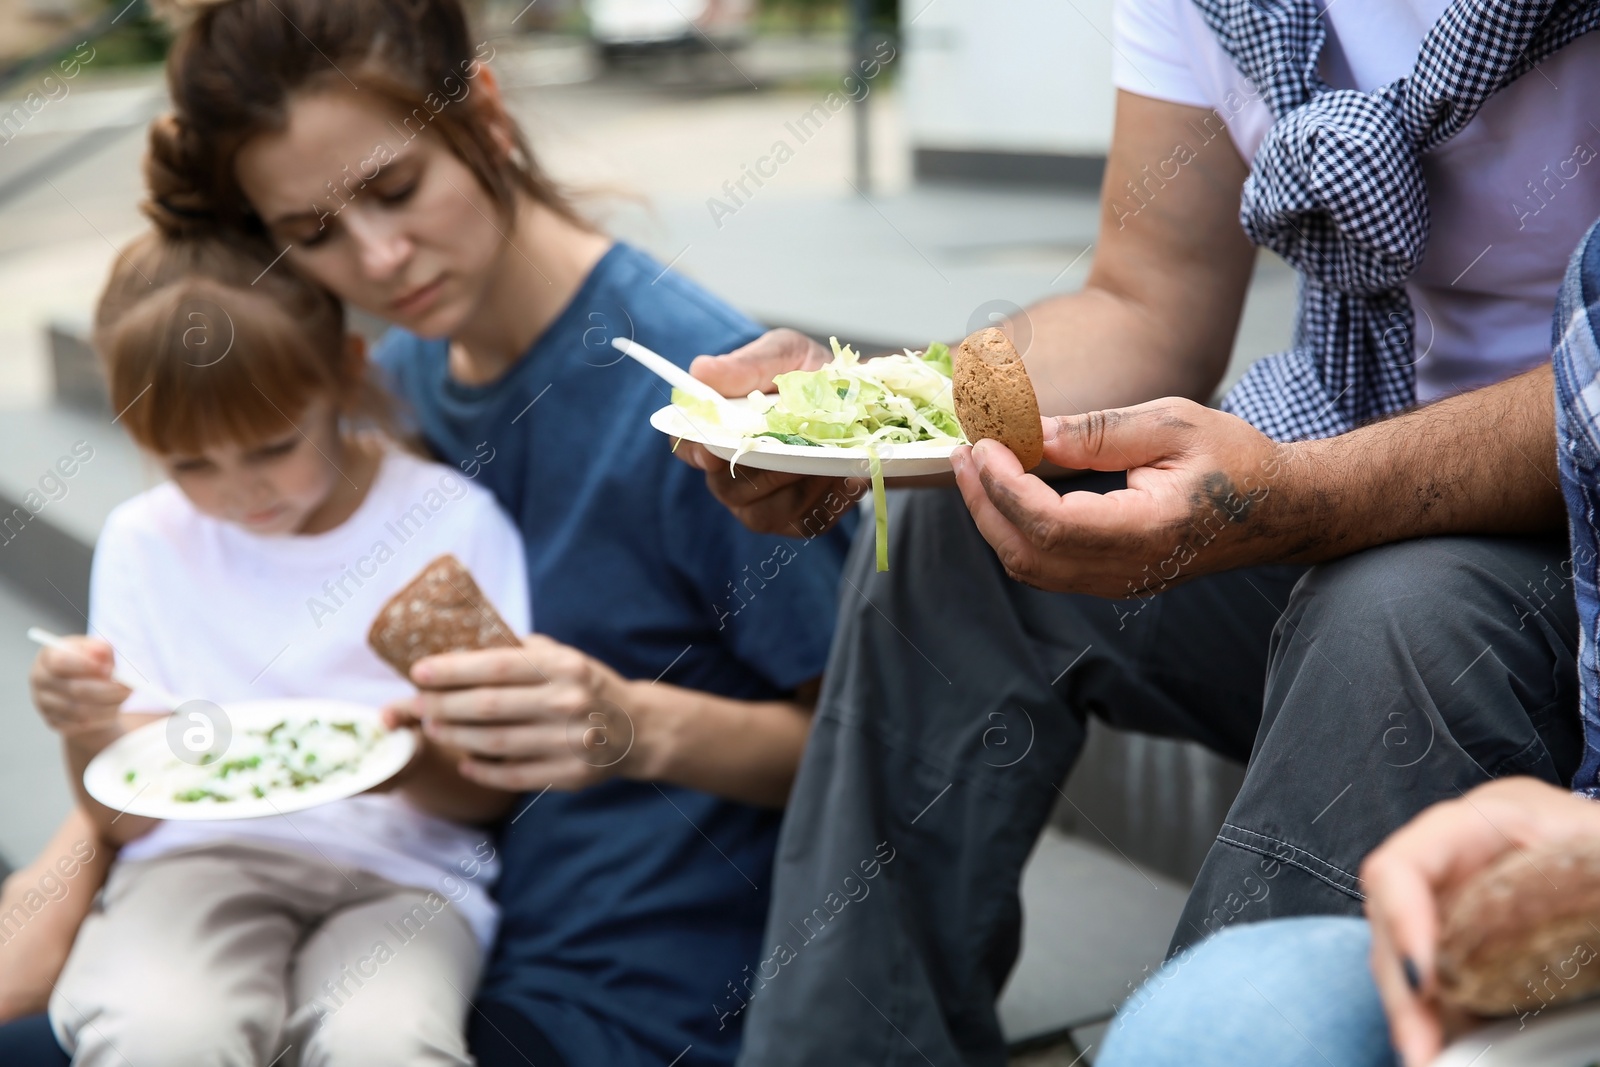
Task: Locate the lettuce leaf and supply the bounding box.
[673,338,967,570]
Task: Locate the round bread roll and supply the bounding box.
[367,554,519,679]
[1435,837,1600,1016]
[952,327,1044,471]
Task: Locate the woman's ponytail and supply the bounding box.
[141,112,219,239]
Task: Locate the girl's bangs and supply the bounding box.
[105,280,340,456]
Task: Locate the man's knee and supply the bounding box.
[1274,536,1578,779]
[1291,537,1542,630]
[1281,536,1574,671]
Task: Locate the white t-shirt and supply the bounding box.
[1113,0,1600,402]
[90,447,530,948]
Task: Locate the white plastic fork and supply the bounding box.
[27,626,179,708]
[611,337,744,418]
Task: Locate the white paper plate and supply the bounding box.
[84,699,416,821]
[650,397,961,478]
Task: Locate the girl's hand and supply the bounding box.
[1361,777,1600,1066]
[29,638,130,740]
[384,635,642,793]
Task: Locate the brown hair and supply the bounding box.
[144,0,580,239]
[94,231,389,456]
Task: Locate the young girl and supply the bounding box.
[31,224,528,1066]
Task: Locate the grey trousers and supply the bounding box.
[737,482,1581,1067]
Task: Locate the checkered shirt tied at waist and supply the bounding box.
[1193,0,1600,442]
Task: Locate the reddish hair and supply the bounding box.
[144,0,581,239]
[94,231,388,456]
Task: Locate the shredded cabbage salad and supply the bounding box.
[123,717,385,805]
[672,338,966,570]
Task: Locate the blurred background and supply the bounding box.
[0,1,1294,1060]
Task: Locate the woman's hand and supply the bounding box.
[29,638,130,740]
[1361,777,1600,1066]
[389,636,818,807]
[385,635,641,793]
[673,327,855,536]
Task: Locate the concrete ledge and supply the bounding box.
[48,316,107,416]
[1055,720,1246,885]
[914,148,1106,191]
[0,482,92,616]
[0,574,79,869]
[999,829,1188,1047]
[0,404,154,620]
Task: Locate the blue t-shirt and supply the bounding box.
[375,243,856,1067]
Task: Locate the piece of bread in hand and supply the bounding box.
[1435,837,1600,1016]
[367,554,519,680]
[952,327,1044,471]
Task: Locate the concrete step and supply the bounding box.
[0,573,79,872]
[999,829,1188,1050]
[1055,720,1246,885]
[0,401,155,613]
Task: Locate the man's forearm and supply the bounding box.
[1022,93,1258,418]
[1282,365,1565,561]
[1025,284,1236,418]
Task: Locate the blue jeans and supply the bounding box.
[1097,917,1397,1067]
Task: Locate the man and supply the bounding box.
[677,1,1600,1063]
[1091,210,1600,1067]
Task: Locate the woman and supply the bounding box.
[0,1,855,1064]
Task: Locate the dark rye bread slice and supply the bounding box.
[367,554,519,679]
[1436,837,1600,1016]
[952,327,1044,471]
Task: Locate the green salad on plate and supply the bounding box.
[672,338,966,571]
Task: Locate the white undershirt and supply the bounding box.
[1113,0,1600,402]
[90,448,530,948]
